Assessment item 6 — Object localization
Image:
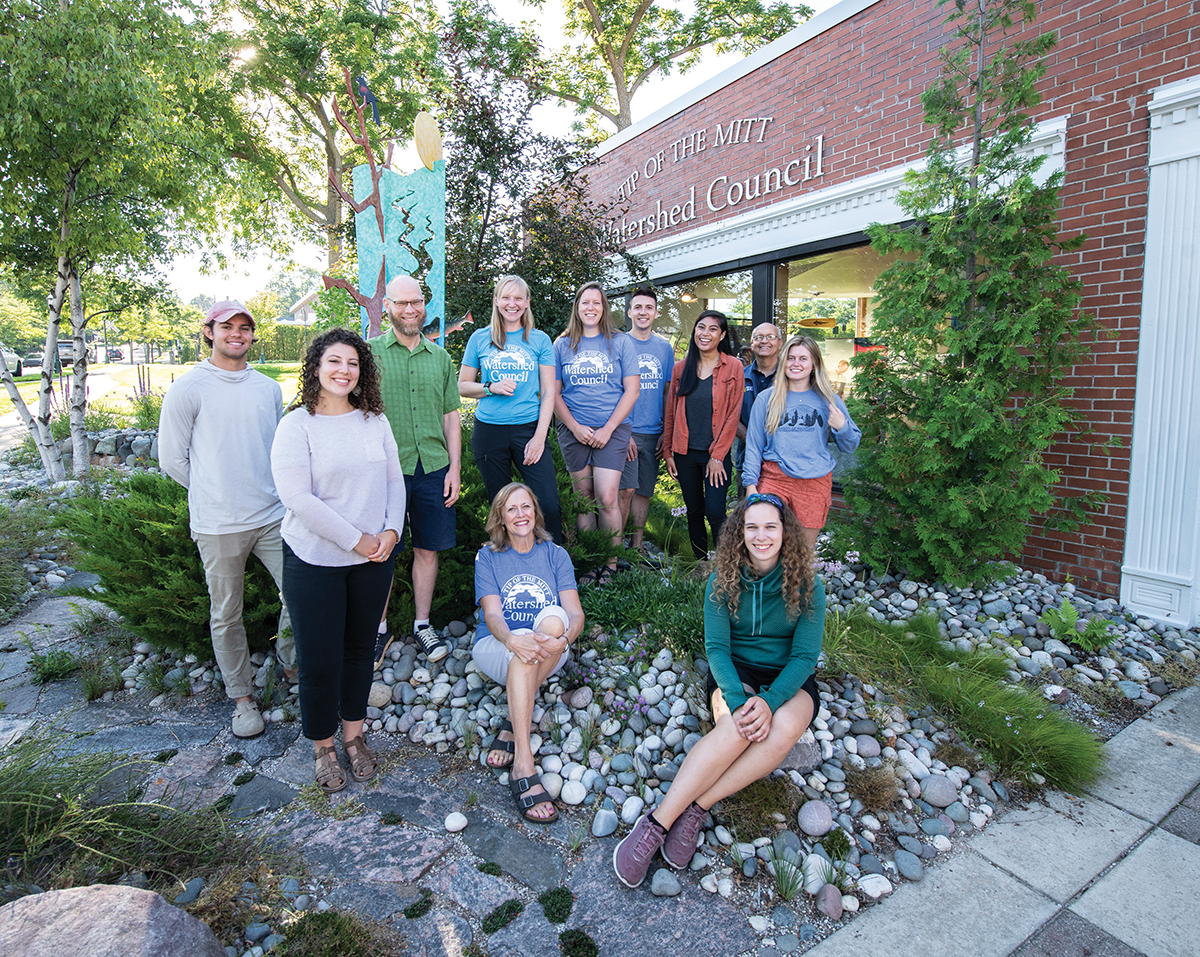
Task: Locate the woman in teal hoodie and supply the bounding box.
[614,492,824,887]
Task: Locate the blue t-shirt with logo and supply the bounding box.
[554,333,639,429]
[627,333,676,434]
[462,327,555,426]
[474,540,578,642]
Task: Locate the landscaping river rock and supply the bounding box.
[2,457,1199,956]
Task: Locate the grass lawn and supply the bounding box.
[1,363,302,421]
[0,375,45,417]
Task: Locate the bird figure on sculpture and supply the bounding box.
[356,75,381,126]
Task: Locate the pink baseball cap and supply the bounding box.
[206,300,255,328]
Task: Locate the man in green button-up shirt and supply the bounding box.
[369,274,462,666]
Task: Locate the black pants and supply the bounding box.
[676,448,731,559]
[471,418,563,544]
[282,542,395,741]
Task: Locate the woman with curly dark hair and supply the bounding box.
[271,328,405,793]
[614,492,824,887]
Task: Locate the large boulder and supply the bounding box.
[0,884,226,957]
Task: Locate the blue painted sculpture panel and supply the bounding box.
[353,159,446,341]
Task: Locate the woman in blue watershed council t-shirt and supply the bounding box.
[473,483,584,823]
[553,281,639,585]
[459,275,562,542]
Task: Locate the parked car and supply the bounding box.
[0,342,21,376]
[106,348,123,361]
[24,352,43,369]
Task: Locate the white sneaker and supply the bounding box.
[232,699,264,738]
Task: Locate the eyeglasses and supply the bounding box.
[751,334,780,343]
[745,492,785,510]
[385,298,424,310]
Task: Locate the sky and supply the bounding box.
[165,0,837,307]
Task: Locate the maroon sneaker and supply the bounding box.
[661,802,707,870]
[612,813,665,888]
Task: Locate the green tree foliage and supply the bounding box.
[228,0,441,263]
[439,20,643,358]
[449,0,810,131]
[267,264,324,317]
[60,473,282,659]
[0,282,44,354]
[0,0,270,476]
[840,0,1107,584]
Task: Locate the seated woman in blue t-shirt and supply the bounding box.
[473,482,585,823]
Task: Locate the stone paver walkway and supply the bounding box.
[2,595,1198,957]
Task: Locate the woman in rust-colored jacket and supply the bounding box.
[662,310,744,559]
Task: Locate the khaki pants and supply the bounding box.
[194,521,293,699]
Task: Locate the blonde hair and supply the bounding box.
[765,336,839,434]
[563,281,613,351]
[485,482,553,551]
[489,275,535,350]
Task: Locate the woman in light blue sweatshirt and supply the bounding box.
[744,335,861,550]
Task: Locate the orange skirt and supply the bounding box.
[758,461,832,529]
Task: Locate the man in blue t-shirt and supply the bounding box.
[618,287,676,551]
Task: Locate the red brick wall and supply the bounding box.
[590,0,1199,594]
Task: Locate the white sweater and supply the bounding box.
[270,408,407,567]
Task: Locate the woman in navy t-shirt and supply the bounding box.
[553,281,639,585]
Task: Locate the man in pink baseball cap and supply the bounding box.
[158,300,294,738]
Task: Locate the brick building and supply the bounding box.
[587,0,1199,626]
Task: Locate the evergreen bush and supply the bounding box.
[385,421,622,629]
[58,473,281,659]
[840,0,1112,584]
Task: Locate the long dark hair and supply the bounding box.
[298,327,384,416]
[677,310,736,397]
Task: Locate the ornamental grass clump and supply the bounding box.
[823,610,1105,790]
[0,726,273,903]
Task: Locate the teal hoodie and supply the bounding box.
[703,564,824,713]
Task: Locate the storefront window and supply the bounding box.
[772,244,915,478]
[657,269,753,356]
[772,244,911,399]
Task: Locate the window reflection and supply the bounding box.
[658,269,753,355]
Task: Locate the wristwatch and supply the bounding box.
[483,381,492,395]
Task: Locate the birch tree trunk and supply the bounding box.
[68,264,90,475]
[32,251,70,480]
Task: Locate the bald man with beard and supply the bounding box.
[369,275,462,668]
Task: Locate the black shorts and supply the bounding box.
[706,662,818,730]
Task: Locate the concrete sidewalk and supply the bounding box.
[804,684,1200,957]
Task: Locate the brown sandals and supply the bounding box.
[487,719,516,769]
[343,734,379,783]
[314,745,347,794]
